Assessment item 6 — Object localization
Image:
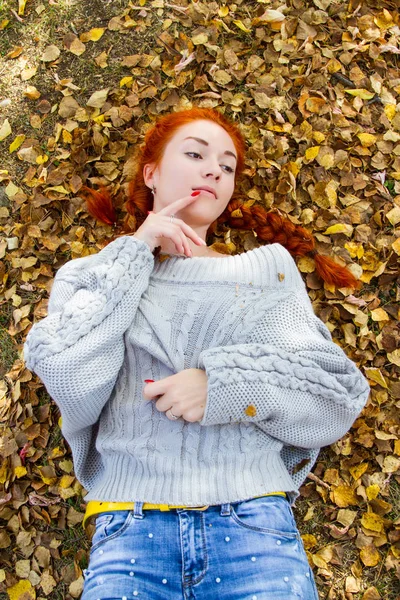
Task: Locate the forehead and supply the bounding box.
[171,120,235,150]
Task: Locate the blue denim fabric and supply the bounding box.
[81,495,319,600]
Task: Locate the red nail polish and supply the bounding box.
[191,191,201,196]
[144,379,154,383]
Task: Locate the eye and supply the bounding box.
[185,152,234,174]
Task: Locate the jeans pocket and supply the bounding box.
[90,510,133,552]
[230,495,299,538]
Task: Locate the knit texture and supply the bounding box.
[23,236,370,506]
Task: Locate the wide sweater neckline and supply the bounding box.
[151,243,283,283]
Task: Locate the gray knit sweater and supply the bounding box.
[23,236,370,506]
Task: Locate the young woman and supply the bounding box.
[24,107,370,600]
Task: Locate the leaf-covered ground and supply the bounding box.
[0,0,399,598]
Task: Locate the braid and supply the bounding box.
[214,199,362,291]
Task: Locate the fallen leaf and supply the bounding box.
[79,28,105,42]
[41,45,61,62]
[0,119,12,141]
[86,88,110,108]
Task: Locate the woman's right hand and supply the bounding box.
[132,191,207,257]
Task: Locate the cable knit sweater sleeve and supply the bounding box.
[198,289,370,449]
[23,236,154,433]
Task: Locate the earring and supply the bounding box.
[152,184,156,195]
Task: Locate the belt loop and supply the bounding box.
[220,503,231,516]
[133,501,144,519]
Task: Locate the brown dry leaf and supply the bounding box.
[41,45,60,62]
[20,66,37,81]
[86,88,110,108]
[0,119,12,141]
[94,51,109,68]
[70,38,86,56]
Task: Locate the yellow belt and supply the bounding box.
[83,492,287,530]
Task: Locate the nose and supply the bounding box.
[203,161,222,179]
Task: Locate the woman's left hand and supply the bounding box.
[143,368,208,422]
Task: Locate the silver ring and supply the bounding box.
[170,214,175,223]
[167,408,179,420]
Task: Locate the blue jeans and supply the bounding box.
[81,495,319,600]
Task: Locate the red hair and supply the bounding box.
[81,107,361,290]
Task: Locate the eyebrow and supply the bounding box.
[183,136,237,162]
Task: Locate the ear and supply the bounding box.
[143,163,156,189]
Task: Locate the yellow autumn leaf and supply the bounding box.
[360,544,380,567]
[326,58,342,73]
[361,512,384,533]
[384,104,396,121]
[323,223,353,237]
[45,185,70,194]
[387,349,400,367]
[24,85,40,99]
[392,238,400,256]
[345,89,375,100]
[297,256,316,273]
[357,133,377,147]
[233,20,252,33]
[366,484,380,500]
[36,155,48,164]
[39,473,57,485]
[218,5,229,17]
[18,0,28,16]
[301,534,318,549]
[9,134,25,153]
[386,206,400,226]
[349,463,368,481]
[80,28,105,42]
[62,129,73,144]
[7,578,36,600]
[344,242,364,259]
[58,416,63,427]
[1,19,10,29]
[120,77,133,88]
[59,475,75,488]
[374,9,393,30]
[14,466,27,478]
[312,131,325,143]
[305,146,320,160]
[370,307,390,322]
[0,118,12,141]
[331,485,359,507]
[391,544,400,559]
[364,367,388,388]
[48,445,65,459]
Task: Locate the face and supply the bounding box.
[143,120,237,236]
